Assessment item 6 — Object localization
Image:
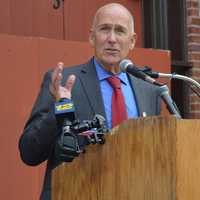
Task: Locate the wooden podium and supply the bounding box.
[52,116,200,200]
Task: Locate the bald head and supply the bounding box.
[89,3,137,73]
[92,3,135,33]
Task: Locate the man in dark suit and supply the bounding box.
[19,3,161,200]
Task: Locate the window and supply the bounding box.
[142,0,189,117]
[142,0,187,65]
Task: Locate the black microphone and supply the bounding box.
[55,98,76,122]
[119,59,157,85]
[140,66,160,78]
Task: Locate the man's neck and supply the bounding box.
[94,58,120,75]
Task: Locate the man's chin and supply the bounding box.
[101,58,121,67]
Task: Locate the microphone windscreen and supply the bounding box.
[119,59,133,72]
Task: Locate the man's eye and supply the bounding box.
[116,28,126,34]
[100,27,109,31]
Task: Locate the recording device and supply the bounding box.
[55,98,108,162]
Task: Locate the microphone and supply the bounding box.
[119,60,182,118]
[159,85,181,118]
[119,59,157,85]
[54,98,75,122]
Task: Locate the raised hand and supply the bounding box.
[49,62,76,101]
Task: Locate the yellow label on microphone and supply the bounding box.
[55,99,75,115]
[56,103,73,111]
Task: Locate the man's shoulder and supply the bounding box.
[63,59,93,73]
[45,58,93,74]
[63,63,86,72]
[128,74,160,91]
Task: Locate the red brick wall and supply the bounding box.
[187,0,200,118]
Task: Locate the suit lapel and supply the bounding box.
[127,74,147,117]
[78,59,107,121]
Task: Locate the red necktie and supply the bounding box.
[107,76,128,127]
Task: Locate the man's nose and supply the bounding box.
[107,31,117,43]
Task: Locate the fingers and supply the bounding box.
[50,62,76,101]
[65,74,76,92]
[51,62,64,91]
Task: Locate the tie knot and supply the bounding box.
[107,76,121,90]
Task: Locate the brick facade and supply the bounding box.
[187,0,200,118]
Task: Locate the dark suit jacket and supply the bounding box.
[19,58,161,200]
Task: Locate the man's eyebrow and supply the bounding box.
[97,23,127,28]
[97,23,112,27]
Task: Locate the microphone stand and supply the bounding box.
[119,60,182,118]
[158,73,200,90]
[141,67,200,118]
[142,66,200,90]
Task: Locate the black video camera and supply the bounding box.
[54,98,108,162]
[57,114,108,162]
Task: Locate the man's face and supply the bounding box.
[89,7,136,69]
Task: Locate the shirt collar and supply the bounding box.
[93,57,128,85]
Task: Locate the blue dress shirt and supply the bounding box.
[94,58,139,129]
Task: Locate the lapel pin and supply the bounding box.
[142,112,147,117]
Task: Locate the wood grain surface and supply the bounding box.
[52,116,200,200]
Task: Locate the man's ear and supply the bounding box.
[130,33,137,50]
[89,29,95,47]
